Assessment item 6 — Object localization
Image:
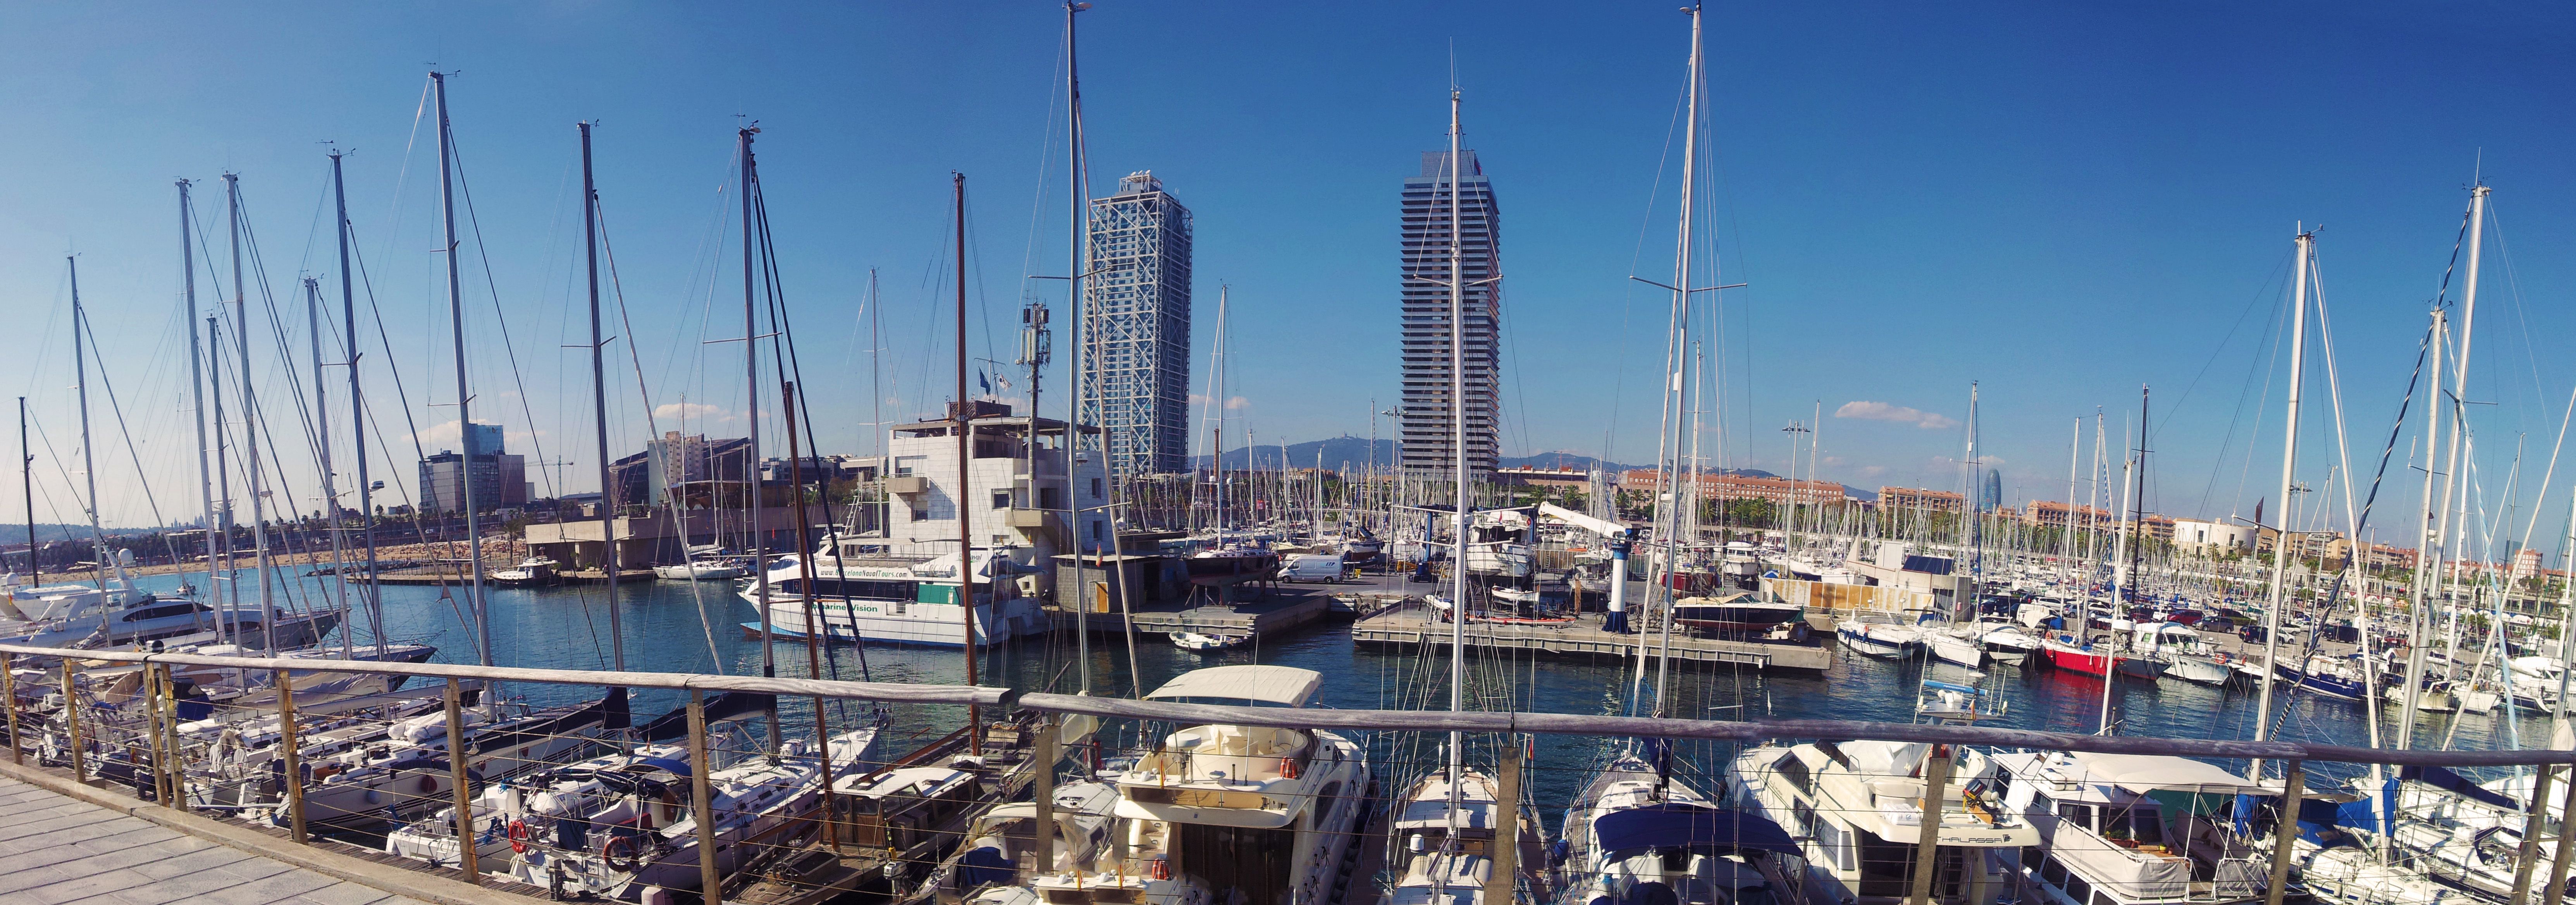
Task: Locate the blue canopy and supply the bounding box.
[633,756,693,779]
[1593,804,1799,859]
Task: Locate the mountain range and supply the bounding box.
[1186,436,1791,484]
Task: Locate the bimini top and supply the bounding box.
[2068,751,2277,795]
[1145,665,1323,707]
[1593,803,1799,859]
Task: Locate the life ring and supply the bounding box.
[1149,856,1171,881]
[600,834,641,872]
[507,819,531,854]
[416,773,439,795]
[1278,757,1299,780]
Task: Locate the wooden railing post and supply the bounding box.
[1486,735,1524,905]
[2264,761,2303,905]
[275,668,306,843]
[687,689,722,903]
[2514,764,2559,902]
[445,679,480,883]
[2545,759,2576,905]
[1908,744,1952,905]
[2,652,20,765]
[140,660,171,806]
[62,658,83,784]
[157,664,189,811]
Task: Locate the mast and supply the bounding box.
[1967,382,1981,591]
[953,172,981,732]
[1062,0,1091,694]
[432,72,492,668]
[333,149,385,661]
[741,126,778,749]
[306,276,352,658]
[2064,418,2079,587]
[19,397,34,588]
[580,122,624,671]
[182,180,216,632]
[211,313,236,622]
[1649,2,1705,721]
[2249,228,2313,777]
[1444,84,1468,794]
[2399,187,2484,748]
[225,175,277,651]
[69,257,109,592]
[1212,288,1228,528]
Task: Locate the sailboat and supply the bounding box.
[1555,9,1802,905]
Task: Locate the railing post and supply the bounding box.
[1486,734,1524,905]
[445,679,480,884]
[2264,760,2303,905]
[1033,713,1057,876]
[1908,744,1952,905]
[687,689,722,904]
[157,665,190,811]
[140,660,171,806]
[2514,764,2559,902]
[62,657,83,784]
[2,651,20,765]
[275,668,306,843]
[2545,759,2576,905]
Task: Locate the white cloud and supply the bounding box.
[654,402,732,422]
[1835,400,1958,430]
[1187,394,1251,410]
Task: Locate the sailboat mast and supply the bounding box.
[182,180,217,631]
[332,150,384,661]
[737,126,778,701]
[68,257,108,589]
[306,276,352,658]
[2400,188,2485,748]
[19,397,34,588]
[431,72,492,668]
[1444,86,1468,789]
[223,175,277,651]
[953,172,982,726]
[579,122,624,672]
[1649,2,1705,720]
[1060,0,1092,693]
[211,313,236,621]
[2249,230,2311,775]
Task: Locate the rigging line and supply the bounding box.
[593,192,726,671]
[2179,254,2296,518]
[2305,318,2436,658]
[76,312,181,563]
[446,132,560,499]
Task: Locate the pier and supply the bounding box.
[1351,601,1836,671]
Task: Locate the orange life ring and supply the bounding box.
[1150,856,1171,881]
[600,834,641,872]
[1278,757,1299,780]
[508,819,531,854]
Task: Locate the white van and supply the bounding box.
[1282,554,1348,583]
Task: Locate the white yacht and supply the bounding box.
[742,536,1046,647]
[1729,740,2035,904]
[1991,750,2273,905]
[267,690,622,826]
[652,559,747,581]
[931,781,1123,905]
[1023,666,1376,905]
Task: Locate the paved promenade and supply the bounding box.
[0,776,431,905]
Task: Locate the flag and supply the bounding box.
[979,370,991,395]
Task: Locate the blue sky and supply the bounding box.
[4,2,2574,550]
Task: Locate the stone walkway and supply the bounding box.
[0,776,430,905]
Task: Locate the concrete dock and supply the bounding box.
[1351,601,1836,671]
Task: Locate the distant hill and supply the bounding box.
[1189,440,1810,485]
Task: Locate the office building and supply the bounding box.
[1082,171,1192,477]
[419,421,529,513]
[1399,149,1502,478]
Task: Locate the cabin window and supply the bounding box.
[2106,803,2165,846]
[1815,820,1854,871]
[2065,875,2093,904]
[2057,802,2098,832]
[2039,855,2068,887]
[1774,753,1812,793]
[993,490,1012,510]
[1791,801,1816,837]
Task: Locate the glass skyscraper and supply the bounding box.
[1399,150,1502,479]
[1082,171,1194,477]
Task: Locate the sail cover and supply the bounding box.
[1593,803,1800,859]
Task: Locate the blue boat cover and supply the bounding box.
[956,845,1014,888]
[2402,764,2519,812]
[633,756,693,779]
[1592,804,1799,859]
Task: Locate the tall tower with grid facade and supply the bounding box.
[1399,150,1502,479]
[1082,171,1193,476]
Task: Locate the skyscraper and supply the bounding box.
[1082,171,1192,476]
[1399,150,1502,478]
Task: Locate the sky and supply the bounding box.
[3,2,2574,555]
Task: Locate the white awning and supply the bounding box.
[1145,665,1323,707]
[2069,752,2278,795]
